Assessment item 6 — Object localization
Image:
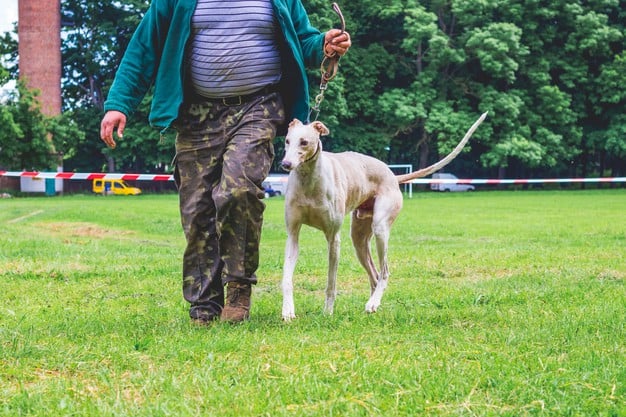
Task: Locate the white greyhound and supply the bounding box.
[279,113,487,320]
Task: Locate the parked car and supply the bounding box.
[92,179,142,195]
[430,173,475,192]
[262,182,282,198]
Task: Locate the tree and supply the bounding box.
[61,0,148,109]
[59,0,160,173]
[370,0,625,178]
[3,0,624,178]
[0,81,82,170]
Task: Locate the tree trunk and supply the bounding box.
[107,155,115,173]
[418,129,429,169]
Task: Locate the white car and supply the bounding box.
[430,173,475,192]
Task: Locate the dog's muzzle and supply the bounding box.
[280,160,293,171]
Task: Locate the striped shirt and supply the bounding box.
[186,0,282,98]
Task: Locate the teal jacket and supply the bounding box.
[104,0,325,134]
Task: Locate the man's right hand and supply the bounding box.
[100,110,127,149]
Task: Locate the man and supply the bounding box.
[99,0,351,323]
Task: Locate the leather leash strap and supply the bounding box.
[309,2,345,121]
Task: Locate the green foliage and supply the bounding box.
[2,0,624,176]
[565,9,622,55]
[378,84,429,129]
[605,123,626,158]
[0,82,56,170]
[0,65,9,88]
[0,102,23,163]
[466,23,528,83]
[401,5,437,54]
[425,104,479,155]
[0,80,86,170]
[59,0,155,173]
[0,27,18,80]
[595,52,626,108]
[61,0,148,109]
[47,112,86,162]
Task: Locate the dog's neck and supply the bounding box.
[302,140,322,165]
[291,140,324,186]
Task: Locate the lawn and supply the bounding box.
[0,190,624,416]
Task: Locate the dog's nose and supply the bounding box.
[281,160,292,171]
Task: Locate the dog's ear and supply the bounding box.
[311,121,330,136]
[288,119,302,128]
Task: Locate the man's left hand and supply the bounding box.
[324,29,351,57]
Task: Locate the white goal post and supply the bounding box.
[388,164,413,198]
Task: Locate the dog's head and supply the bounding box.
[280,119,329,171]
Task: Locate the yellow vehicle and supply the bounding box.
[92,179,141,195]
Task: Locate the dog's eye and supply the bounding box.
[300,139,308,146]
[285,139,290,145]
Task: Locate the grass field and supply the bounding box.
[1,190,624,416]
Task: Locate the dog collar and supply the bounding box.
[303,142,322,164]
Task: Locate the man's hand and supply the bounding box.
[324,29,351,57]
[100,110,127,149]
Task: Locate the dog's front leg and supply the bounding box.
[282,225,301,321]
[324,232,341,315]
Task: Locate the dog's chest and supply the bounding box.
[286,183,345,230]
[297,203,345,231]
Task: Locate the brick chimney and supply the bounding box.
[18,0,61,117]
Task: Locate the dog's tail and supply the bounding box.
[395,112,488,184]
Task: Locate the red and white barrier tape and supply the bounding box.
[409,177,626,184]
[0,171,174,181]
[1,171,625,184]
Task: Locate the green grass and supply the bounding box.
[1,190,624,416]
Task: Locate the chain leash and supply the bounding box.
[308,2,345,122]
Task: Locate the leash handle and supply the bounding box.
[322,3,345,61]
[320,2,345,79]
[309,2,346,122]
[333,2,346,34]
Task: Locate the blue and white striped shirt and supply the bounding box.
[186,0,282,98]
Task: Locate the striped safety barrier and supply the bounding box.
[1,171,625,184]
[409,177,626,184]
[0,171,174,181]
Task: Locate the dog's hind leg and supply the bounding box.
[324,231,341,315]
[282,223,302,321]
[350,213,379,294]
[365,226,390,313]
[365,196,401,313]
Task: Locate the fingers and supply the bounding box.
[116,118,126,142]
[100,124,117,149]
[325,29,351,56]
[100,111,126,149]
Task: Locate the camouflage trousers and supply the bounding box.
[173,91,284,319]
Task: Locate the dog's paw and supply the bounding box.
[323,304,334,316]
[282,312,296,322]
[282,306,296,321]
[365,301,379,313]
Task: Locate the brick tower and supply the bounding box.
[18,0,61,117]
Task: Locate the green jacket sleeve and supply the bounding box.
[289,0,325,67]
[103,1,172,117]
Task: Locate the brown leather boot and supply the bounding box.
[221,282,251,323]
